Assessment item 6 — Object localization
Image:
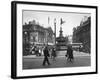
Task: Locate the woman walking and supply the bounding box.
[66,46,74,62]
[51,48,56,61]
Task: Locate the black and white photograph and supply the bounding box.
[23,10,91,69]
[11,1,97,79]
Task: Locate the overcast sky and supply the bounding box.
[23,10,90,37]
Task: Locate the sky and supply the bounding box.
[23,10,90,37]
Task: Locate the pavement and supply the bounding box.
[23,51,90,58]
[23,51,91,69]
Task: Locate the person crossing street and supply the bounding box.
[42,46,51,66]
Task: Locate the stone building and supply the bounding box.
[23,20,54,55]
[72,17,91,53]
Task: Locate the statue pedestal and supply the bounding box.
[56,27,68,56]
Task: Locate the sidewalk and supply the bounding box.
[73,51,90,57]
[23,55,44,59]
[23,51,90,59]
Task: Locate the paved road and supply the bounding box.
[23,51,91,69]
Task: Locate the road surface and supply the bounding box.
[23,51,91,69]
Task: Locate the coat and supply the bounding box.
[67,47,73,59]
[43,48,50,57]
[52,49,56,57]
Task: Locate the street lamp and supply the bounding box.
[24,31,27,43]
[24,31,27,35]
[54,18,56,47]
[24,31,27,55]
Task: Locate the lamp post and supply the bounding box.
[54,18,56,47]
[24,31,27,55]
[24,31,27,44]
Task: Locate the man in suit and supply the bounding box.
[42,46,50,66]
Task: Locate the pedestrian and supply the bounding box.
[67,46,74,62]
[30,46,35,55]
[35,47,39,56]
[41,47,44,56]
[38,48,41,56]
[48,48,52,59]
[42,46,50,66]
[52,48,56,61]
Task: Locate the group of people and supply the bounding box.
[42,45,74,66]
[65,46,74,62]
[30,45,74,66]
[42,46,56,66]
[30,46,42,56]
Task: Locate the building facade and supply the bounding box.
[23,20,54,55]
[72,17,91,53]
